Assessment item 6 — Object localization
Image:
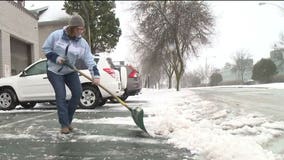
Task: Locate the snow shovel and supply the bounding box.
[63,62,148,133]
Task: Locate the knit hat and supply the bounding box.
[69,14,85,27]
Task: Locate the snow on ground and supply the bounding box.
[1,83,284,160]
[219,83,284,89]
[133,83,284,160]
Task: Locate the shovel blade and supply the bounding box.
[131,107,148,133]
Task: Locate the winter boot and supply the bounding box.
[60,127,70,134]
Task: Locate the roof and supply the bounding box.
[25,1,70,23]
[8,1,38,20]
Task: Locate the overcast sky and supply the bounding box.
[113,1,284,71]
[25,1,284,70]
[196,1,284,70]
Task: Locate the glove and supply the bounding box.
[56,57,65,64]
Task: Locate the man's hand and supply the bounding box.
[56,57,65,64]
[92,77,100,85]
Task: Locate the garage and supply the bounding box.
[0,1,39,77]
[10,37,32,75]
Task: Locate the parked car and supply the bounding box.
[112,61,142,101]
[0,55,124,110]
[244,79,256,85]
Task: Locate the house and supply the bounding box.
[270,48,284,75]
[0,1,39,77]
[220,59,253,84]
[26,1,70,58]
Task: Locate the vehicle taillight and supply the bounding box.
[103,68,115,78]
[128,70,138,78]
[127,65,139,78]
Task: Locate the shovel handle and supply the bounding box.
[64,62,131,111]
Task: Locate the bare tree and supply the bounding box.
[131,1,215,91]
[197,64,215,84]
[181,72,201,87]
[131,31,166,88]
[231,49,253,83]
[162,55,175,88]
[187,61,217,86]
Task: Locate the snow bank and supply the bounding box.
[138,88,284,160]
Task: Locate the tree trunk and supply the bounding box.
[80,1,91,46]
[175,73,181,91]
[147,75,150,88]
[168,76,172,89]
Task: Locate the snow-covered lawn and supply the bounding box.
[137,83,284,160]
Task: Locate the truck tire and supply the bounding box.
[0,88,18,110]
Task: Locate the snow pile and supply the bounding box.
[139,88,284,160]
[25,1,69,22]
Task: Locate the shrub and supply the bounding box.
[252,58,277,83]
[191,76,201,87]
[209,73,223,86]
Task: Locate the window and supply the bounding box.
[25,61,47,76]
[75,57,100,70]
[106,57,115,69]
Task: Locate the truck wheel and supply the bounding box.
[79,85,100,109]
[20,102,37,109]
[98,98,107,106]
[0,89,18,110]
[120,93,129,101]
[109,93,128,103]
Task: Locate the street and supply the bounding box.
[190,86,284,155]
[0,100,193,160]
[190,86,284,121]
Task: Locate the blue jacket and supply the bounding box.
[42,27,100,78]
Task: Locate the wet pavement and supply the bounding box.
[0,101,193,160]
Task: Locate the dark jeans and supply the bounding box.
[47,70,82,128]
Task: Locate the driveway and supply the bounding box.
[0,100,193,160]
